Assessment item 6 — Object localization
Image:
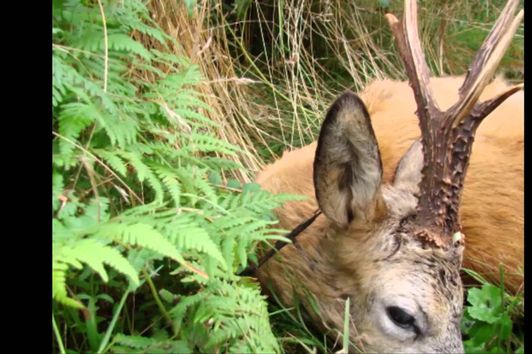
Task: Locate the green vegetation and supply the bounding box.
[53,0,300,352]
[462,269,524,354]
[52,0,523,353]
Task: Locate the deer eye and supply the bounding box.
[386,306,416,330]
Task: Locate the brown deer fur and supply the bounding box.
[255,76,523,351]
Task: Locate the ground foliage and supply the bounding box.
[52,0,301,352]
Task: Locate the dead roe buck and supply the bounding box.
[252,0,523,352]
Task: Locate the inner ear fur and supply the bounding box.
[314,91,384,227]
[393,139,423,195]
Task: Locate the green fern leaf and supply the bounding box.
[78,31,152,60]
[190,170,219,204]
[152,165,181,207]
[119,152,164,203]
[52,262,84,308]
[61,239,140,287]
[170,292,205,331]
[98,222,186,266]
[127,248,164,272]
[221,233,236,272]
[183,133,241,156]
[172,109,218,127]
[52,55,70,107]
[173,166,214,205]
[56,102,95,165]
[113,334,157,349]
[107,33,152,60]
[201,157,242,171]
[53,54,117,116]
[94,149,128,176]
[52,171,64,212]
[150,49,191,66]
[165,222,226,270]
[52,0,296,349]
[119,15,171,46]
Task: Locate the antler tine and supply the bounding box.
[385,0,442,203]
[385,0,440,122]
[450,0,523,126]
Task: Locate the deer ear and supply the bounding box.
[393,139,423,195]
[314,91,383,227]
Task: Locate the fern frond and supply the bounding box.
[111,332,194,353]
[152,165,181,207]
[119,152,164,203]
[60,239,140,287]
[127,248,164,272]
[93,149,128,176]
[56,102,95,167]
[188,170,219,204]
[118,14,171,46]
[97,222,186,266]
[52,171,64,212]
[164,220,226,270]
[173,92,213,114]
[174,166,218,205]
[52,55,71,107]
[183,133,242,156]
[53,0,296,349]
[52,261,84,309]
[78,31,152,60]
[150,49,191,66]
[223,186,305,215]
[201,157,242,171]
[113,334,157,349]
[108,33,152,60]
[170,292,206,331]
[53,55,117,115]
[221,233,236,273]
[175,280,280,353]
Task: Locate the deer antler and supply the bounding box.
[385,0,523,247]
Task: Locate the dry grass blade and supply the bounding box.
[451,1,524,126]
[144,0,266,182]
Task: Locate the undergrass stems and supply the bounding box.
[53,315,66,354]
[142,268,173,327]
[97,289,130,354]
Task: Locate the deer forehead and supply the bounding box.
[332,219,463,300]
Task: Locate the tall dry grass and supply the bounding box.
[145,0,523,179]
[139,1,266,182]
